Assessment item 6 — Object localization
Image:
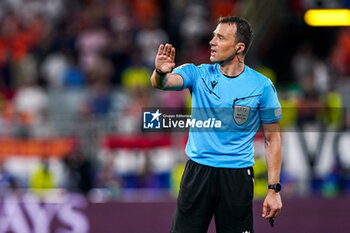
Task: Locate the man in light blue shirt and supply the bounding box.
[151,16,282,233]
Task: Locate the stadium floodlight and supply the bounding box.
[304,9,350,26]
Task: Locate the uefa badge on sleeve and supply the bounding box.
[143,109,162,129]
[274,108,281,117]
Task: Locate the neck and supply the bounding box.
[219,56,245,77]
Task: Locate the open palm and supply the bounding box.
[155,44,176,73]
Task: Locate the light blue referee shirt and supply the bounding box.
[172,63,281,168]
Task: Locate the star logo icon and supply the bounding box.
[143,109,162,129]
[150,109,162,122]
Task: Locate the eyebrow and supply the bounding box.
[212,32,224,38]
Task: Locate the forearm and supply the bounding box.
[150,70,183,91]
[261,118,283,219]
[265,132,282,185]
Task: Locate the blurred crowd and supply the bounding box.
[0,0,350,200]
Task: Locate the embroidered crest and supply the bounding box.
[233,105,250,125]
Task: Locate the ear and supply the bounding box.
[236,43,245,53]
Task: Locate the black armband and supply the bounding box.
[155,69,166,76]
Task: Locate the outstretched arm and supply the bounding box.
[150,43,184,90]
[261,122,282,219]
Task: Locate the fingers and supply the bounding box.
[264,206,282,219]
[266,208,277,219]
[155,43,175,72]
[262,193,282,220]
[158,43,174,57]
[170,47,175,60]
[262,202,282,219]
[157,44,164,56]
[262,202,268,218]
[165,44,171,57]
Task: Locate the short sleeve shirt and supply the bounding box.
[172,63,281,168]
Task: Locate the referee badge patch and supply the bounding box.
[233,105,250,125]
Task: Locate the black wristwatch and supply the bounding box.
[268,183,282,192]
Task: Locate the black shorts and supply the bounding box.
[170,159,254,233]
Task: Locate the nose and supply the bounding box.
[209,37,216,47]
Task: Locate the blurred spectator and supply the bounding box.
[107,0,134,85]
[76,20,110,73]
[312,59,330,94]
[63,51,86,88]
[0,51,15,88]
[330,27,350,76]
[4,0,65,23]
[86,82,113,119]
[121,50,151,92]
[136,18,169,68]
[176,4,211,65]
[0,11,47,64]
[13,53,38,88]
[180,4,209,41]
[84,58,113,118]
[323,91,344,130]
[0,101,16,136]
[118,50,154,132]
[29,157,56,197]
[107,30,133,85]
[13,78,47,137]
[297,91,324,126]
[93,154,121,198]
[292,43,315,89]
[63,148,94,194]
[0,158,18,198]
[40,50,69,88]
[279,89,299,130]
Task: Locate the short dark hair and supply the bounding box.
[218,16,254,54]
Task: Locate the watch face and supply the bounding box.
[276,183,282,192]
[269,183,282,192]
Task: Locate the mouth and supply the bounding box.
[210,49,216,56]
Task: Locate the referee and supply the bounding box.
[151,16,282,233]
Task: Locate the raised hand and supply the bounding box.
[155,43,176,74]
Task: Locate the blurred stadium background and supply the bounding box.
[0,0,350,232]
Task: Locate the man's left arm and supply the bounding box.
[262,121,282,219]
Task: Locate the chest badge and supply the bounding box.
[211,80,218,89]
[233,105,250,125]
